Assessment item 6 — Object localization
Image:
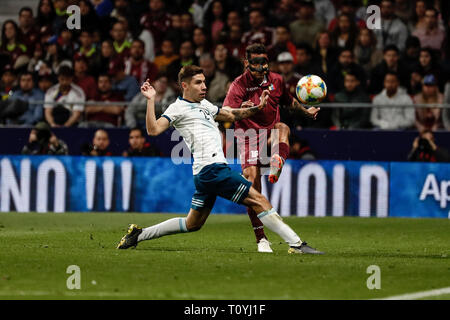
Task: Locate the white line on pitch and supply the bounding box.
[375,287,450,300]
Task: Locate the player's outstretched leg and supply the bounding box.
[117,207,210,249]
[269,123,290,184]
[243,166,272,253]
[242,187,324,255]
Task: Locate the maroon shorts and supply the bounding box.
[236,128,274,170]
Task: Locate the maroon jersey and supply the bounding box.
[224,70,294,169]
[223,70,293,130]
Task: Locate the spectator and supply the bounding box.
[401,36,421,73]
[224,24,245,59]
[327,47,367,94]
[43,35,73,75]
[125,72,175,128]
[110,21,131,62]
[37,74,55,94]
[330,13,359,49]
[412,7,446,51]
[408,66,424,96]
[328,0,366,31]
[111,0,138,38]
[0,65,17,97]
[289,0,325,47]
[52,0,69,35]
[75,30,101,76]
[109,58,140,102]
[124,39,158,84]
[332,71,372,129]
[408,130,450,162]
[58,28,77,60]
[193,27,212,59]
[314,0,336,28]
[82,73,124,128]
[313,31,338,75]
[277,52,302,98]
[21,121,68,155]
[0,20,28,67]
[18,7,39,53]
[294,43,323,77]
[368,45,410,95]
[373,0,409,52]
[35,0,56,41]
[409,0,427,33]
[268,0,300,27]
[168,12,195,49]
[394,0,415,25]
[213,43,243,81]
[199,53,229,102]
[81,129,112,156]
[166,40,198,90]
[289,136,316,160]
[44,66,85,127]
[353,27,383,75]
[153,39,179,73]
[241,9,275,47]
[140,0,172,52]
[418,47,444,90]
[10,72,45,125]
[203,0,227,43]
[79,0,99,33]
[413,74,443,132]
[74,56,98,100]
[122,127,161,157]
[267,25,298,65]
[98,40,116,75]
[370,72,415,130]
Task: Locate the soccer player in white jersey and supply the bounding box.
[117,65,323,255]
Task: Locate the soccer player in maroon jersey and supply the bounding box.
[223,43,320,252]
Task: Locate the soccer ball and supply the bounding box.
[296,75,327,106]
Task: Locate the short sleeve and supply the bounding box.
[161,103,182,126]
[223,80,246,109]
[203,100,221,118]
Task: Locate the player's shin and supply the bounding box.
[137,218,188,242]
[247,207,267,243]
[257,208,301,246]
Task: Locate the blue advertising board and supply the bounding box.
[0,156,448,218]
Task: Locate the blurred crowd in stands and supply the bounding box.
[1,0,450,160]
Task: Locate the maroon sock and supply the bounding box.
[274,142,289,161]
[247,207,266,243]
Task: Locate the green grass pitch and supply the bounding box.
[0,212,448,300]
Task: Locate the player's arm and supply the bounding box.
[142,79,170,136]
[216,90,270,122]
[290,99,320,120]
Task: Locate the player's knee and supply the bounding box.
[274,122,290,135]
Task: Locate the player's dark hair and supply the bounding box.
[245,43,267,60]
[178,65,203,87]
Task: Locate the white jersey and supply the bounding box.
[162,97,227,174]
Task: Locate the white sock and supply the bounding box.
[137,218,188,242]
[257,208,302,246]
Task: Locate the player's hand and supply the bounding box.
[258,90,270,110]
[307,106,320,120]
[240,100,254,108]
[141,79,156,100]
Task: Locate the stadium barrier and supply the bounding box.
[0,155,448,218]
[2,127,450,162]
